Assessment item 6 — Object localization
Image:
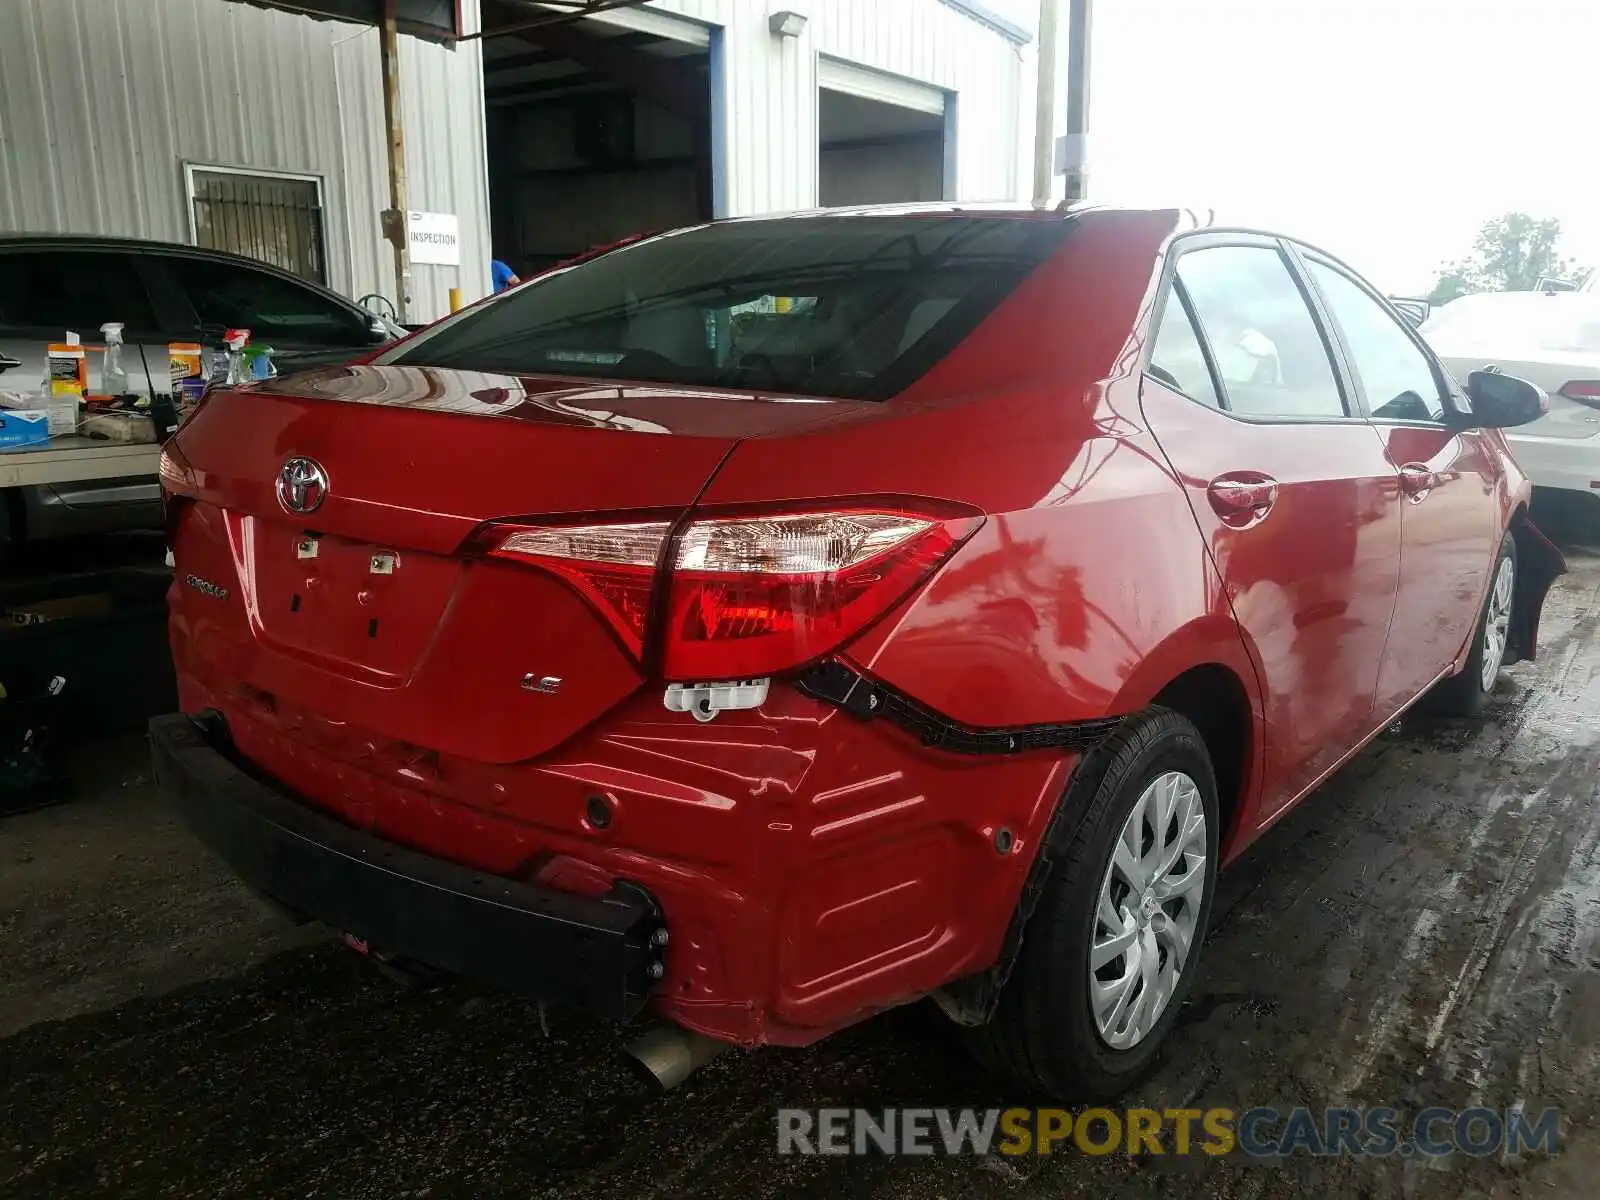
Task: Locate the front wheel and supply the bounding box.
[1424,533,1516,718]
[965,708,1219,1099]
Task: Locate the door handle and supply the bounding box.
[1398,463,1436,502]
[0,354,21,373]
[1207,473,1279,526]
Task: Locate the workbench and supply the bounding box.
[0,438,161,488]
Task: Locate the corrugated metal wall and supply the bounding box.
[633,0,1028,216]
[0,0,490,322]
[0,0,1026,322]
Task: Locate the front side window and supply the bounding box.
[1309,261,1446,422]
[1177,245,1346,419]
[168,258,365,346]
[393,216,1072,401]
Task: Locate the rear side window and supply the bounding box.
[1149,291,1222,408]
[0,250,158,333]
[1178,245,1346,419]
[394,216,1072,401]
[164,257,366,346]
[1309,261,1446,422]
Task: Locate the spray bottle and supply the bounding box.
[222,329,251,386]
[100,323,130,396]
[244,343,277,381]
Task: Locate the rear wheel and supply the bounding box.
[966,708,1219,1099]
[1424,533,1515,718]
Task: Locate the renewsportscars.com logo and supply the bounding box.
[776,1106,1561,1159]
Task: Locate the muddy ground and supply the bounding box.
[2,544,1598,1199]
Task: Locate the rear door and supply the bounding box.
[0,248,161,399]
[1297,249,1503,718]
[1140,235,1404,819]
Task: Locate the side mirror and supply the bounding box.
[1464,369,1547,428]
[366,316,392,343]
[1389,297,1431,329]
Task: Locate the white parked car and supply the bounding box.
[1421,287,1600,520]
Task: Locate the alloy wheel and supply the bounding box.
[1480,555,1515,692]
[1089,770,1208,1050]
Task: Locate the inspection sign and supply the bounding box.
[408,211,460,266]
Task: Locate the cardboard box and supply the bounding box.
[0,408,49,450]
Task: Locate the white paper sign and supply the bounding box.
[408,211,460,266]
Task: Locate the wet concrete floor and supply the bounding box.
[3,546,1598,1199]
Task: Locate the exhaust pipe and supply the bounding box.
[624,1025,732,1091]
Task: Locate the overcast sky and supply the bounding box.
[1008,0,1597,293]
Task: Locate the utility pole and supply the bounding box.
[1061,0,1093,204]
[1031,0,1062,208]
[379,0,412,324]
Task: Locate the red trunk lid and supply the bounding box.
[170,365,872,763]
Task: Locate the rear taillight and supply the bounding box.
[480,505,981,678]
[158,439,198,496]
[158,439,199,541]
[487,521,670,658]
[662,509,979,679]
[1559,380,1600,410]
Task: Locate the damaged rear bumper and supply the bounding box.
[149,712,667,1018]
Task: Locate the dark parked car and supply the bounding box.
[0,234,399,546]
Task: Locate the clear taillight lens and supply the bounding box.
[1559,380,1600,410]
[488,521,670,658]
[480,506,981,678]
[663,509,981,680]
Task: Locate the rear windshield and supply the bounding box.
[1422,293,1600,356]
[393,216,1071,401]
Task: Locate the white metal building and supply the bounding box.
[0,0,1037,324]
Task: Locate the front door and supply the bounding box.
[143,252,377,373]
[1297,253,1504,718]
[1141,237,1404,820]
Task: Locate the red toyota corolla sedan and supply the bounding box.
[152,205,1564,1098]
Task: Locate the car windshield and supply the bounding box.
[1421,293,1600,355]
[392,215,1072,401]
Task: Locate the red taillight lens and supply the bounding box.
[1559,380,1600,409]
[487,521,670,658]
[663,509,981,680]
[480,506,981,677]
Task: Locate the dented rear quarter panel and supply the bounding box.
[704,207,1269,856]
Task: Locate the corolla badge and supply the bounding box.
[185,574,229,601]
[276,456,329,515]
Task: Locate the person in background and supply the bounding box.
[491,258,521,293]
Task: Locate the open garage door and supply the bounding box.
[817,58,950,207]
[481,4,712,277]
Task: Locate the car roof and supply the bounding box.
[714,200,1197,222]
[0,232,358,305]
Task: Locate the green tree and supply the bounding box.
[1429,212,1582,304]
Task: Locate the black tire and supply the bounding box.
[965,708,1220,1099]
[1423,533,1516,718]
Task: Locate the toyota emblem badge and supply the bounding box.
[276,456,329,515]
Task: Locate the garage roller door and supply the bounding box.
[817,57,946,116]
